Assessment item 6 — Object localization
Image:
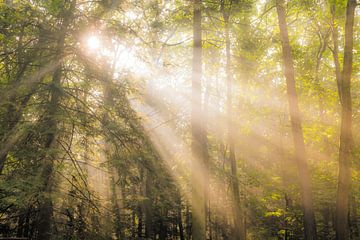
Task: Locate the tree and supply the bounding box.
[191,0,206,239]
[335,0,357,239]
[275,0,317,239]
[1,0,359,239]
[221,1,246,239]
[37,2,75,239]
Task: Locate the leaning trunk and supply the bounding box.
[275,0,317,239]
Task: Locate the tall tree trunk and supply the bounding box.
[37,3,75,238]
[203,80,210,239]
[222,2,245,239]
[191,0,206,239]
[102,79,124,238]
[275,1,317,239]
[37,38,64,240]
[335,1,356,239]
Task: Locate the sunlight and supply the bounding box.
[113,44,150,77]
[87,35,101,50]
[125,10,139,20]
[83,31,150,77]
[131,99,235,223]
[3,0,357,239]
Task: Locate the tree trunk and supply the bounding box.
[321,207,331,239]
[132,210,136,238]
[138,205,143,238]
[112,168,125,239]
[275,1,317,239]
[191,0,206,239]
[37,42,63,240]
[222,3,245,239]
[349,193,359,239]
[179,202,185,240]
[330,4,343,105]
[314,29,329,118]
[37,3,75,238]
[335,1,356,239]
[185,204,191,240]
[144,169,154,239]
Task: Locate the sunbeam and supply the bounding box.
[1,1,357,239]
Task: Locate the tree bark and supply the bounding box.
[144,169,154,239]
[222,2,245,239]
[185,204,191,240]
[275,0,317,239]
[179,202,185,240]
[191,0,206,239]
[335,1,356,239]
[37,37,64,240]
[37,3,75,238]
[330,4,343,105]
[314,28,329,118]
[112,168,126,239]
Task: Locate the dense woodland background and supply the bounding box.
[0,0,359,239]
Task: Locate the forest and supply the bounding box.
[0,0,359,239]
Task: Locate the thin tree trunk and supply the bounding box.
[159,217,167,240]
[330,4,343,104]
[279,113,293,239]
[191,0,206,239]
[349,193,360,239]
[16,212,25,237]
[132,210,136,238]
[137,165,144,239]
[321,207,331,239]
[222,2,245,239]
[23,208,31,238]
[112,168,125,239]
[314,29,329,118]
[144,169,154,239]
[335,1,356,239]
[178,199,185,240]
[138,205,143,238]
[275,1,317,239]
[186,204,191,240]
[203,81,210,240]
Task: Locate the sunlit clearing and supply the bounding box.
[87,35,101,50]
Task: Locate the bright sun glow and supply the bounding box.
[84,32,150,78]
[87,35,101,50]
